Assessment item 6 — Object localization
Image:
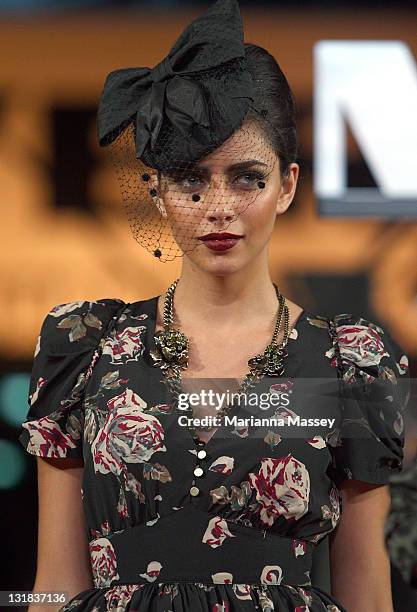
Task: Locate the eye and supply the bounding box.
[165,171,205,192]
[233,171,267,189]
[182,175,203,187]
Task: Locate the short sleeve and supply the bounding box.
[18,298,126,460]
[327,313,410,486]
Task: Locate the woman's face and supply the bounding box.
[159,120,299,275]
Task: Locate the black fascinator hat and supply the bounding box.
[97,0,255,170]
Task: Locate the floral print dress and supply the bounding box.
[18,296,410,612]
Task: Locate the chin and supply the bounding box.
[190,249,249,275]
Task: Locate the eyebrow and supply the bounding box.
[196,159,269,174]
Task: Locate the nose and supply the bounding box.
[205,207,235,224]
[203,174,236,223]
[204,194,235,223]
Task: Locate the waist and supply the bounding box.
[88,505,314,588]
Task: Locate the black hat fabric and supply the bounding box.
[96,0,254,170]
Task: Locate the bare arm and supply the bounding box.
[329,480,393,612]
[404,434,417,467]
[27,457,93,612]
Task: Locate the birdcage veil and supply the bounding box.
[96,0,281,262]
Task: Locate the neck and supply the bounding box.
[162,258,282,331]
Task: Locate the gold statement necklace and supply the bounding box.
[150,278,290,443]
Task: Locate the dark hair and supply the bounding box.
[244,43,298,180]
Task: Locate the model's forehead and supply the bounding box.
[196,123,274,169]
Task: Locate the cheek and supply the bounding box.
[163,194,204,223]
[241,189,278,237]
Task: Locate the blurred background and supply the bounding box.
[0,0,416,609]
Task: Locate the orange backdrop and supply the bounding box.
[1,6,416,357]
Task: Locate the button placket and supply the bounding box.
[189,440,208,498]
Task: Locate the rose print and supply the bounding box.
[117,488,129,520]
[289,326,299,340]
[139,560,162,582]
[270,379,294,394]
[100,370,130,391]
[306,436,326,449]
[91,388,166,476]
[273,407,299,424]
[209,456,235,474]
[213,603,230,612]
[260,565,283,585]
[124,471,146,502]
[104,584,144,612]
[29,376,46,406]
[202,516,236,548]
[84,371,130,411]
[21,411,82,458]
[90,520,111,539]
[398,354,409,374]
[84,406,98,445]
[298,587,313,605]
[248,455,310,526]
[321,486,340,529]
[49,301,87,317]
[102,325,147,364]
[292,539,307,557]
[212,572,233,584]
[232,584,253,600]
[84,372,130,441]
[230,424,250,439]
[325,321,388,371]
[89,537,119,588]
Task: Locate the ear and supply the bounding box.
[149,173,168,219]
[276,163,299,216]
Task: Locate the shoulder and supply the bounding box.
[37,298,128,354]
[326,312,409,383]
[323,313,410,486]
[297,311,409,387]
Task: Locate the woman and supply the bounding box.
[19,1,410,611]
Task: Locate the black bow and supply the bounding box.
[96,0,254,169]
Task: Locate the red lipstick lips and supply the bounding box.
[198,232,243,252]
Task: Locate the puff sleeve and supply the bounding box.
[18,298,126,460]
[326,313,410,486]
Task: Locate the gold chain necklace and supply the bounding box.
[150,279,290,442]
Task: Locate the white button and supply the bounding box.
[194,467,204,477]
[197,450,207,459]
[190,486,200,496]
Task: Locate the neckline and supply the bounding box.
[146,294,307,449]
